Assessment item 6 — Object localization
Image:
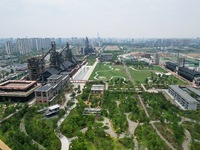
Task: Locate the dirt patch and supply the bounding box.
[187,53,200,58]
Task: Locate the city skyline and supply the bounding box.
[1,0,200,38]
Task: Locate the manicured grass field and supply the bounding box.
[128,69,152,83]
[89,62,128,80]
[153,66,167,72]
[128,66,188,85]
[89,63,188,85]
[86,55,96,66]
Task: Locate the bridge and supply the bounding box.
[70,80,88,83]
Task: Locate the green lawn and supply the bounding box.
[153,66,167,72]
[86,55,96,66]
[89,63,128,80]
[128,69,152,83]
[128,66,188,85]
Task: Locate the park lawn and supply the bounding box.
[173,77,188,85]
[128,67,188,85]
[89,63,128,80]
[113,139,129,150]
[128,69,152,83]
[87,55,96,66]
[153,66,167,73]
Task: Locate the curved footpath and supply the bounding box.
[182,129,191,150]
[20,117,45,150]
[55,94,78,150]
[125,113,139,150]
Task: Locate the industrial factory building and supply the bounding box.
[168,85,200,110]
[178,67,200,85]
[165,59,200,85]
[35,74,70,103]
[165,62,177,72]
[28,42,79,82]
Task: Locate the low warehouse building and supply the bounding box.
[168,85,200,110]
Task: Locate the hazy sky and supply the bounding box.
[0,0,200,38]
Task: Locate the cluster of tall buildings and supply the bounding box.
[4,38,52,55]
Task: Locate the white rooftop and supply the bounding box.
[48,104,60,110]
[91,84,104,91]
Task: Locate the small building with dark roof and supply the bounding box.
[100,53,113,61]
[41,67,61,82]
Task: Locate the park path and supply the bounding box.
[138,95,176,150]
[20,117,46,150]
[123,63,176,150]
[182,129,191,150]
[125,113,139,150]
[57,63,92,150]
[55,93,78,150]
[123,64,135,84]
[0,109,21,123]
[100,117,125,138]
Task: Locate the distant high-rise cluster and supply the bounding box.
[16,38,51,54]
[5,41,13,55]
[2,38,52,55]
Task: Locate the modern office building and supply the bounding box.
[168,85,200,110]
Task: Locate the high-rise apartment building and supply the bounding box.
[153,53,159,65]
[16,38,32,54]
[5,41,13,55]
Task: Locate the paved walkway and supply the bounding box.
[138,95,176,150]
[0,109,21,123]
[125,113,139,150]
[20,117,45,150]
[182,129,191,150]
[55,94,78,150]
